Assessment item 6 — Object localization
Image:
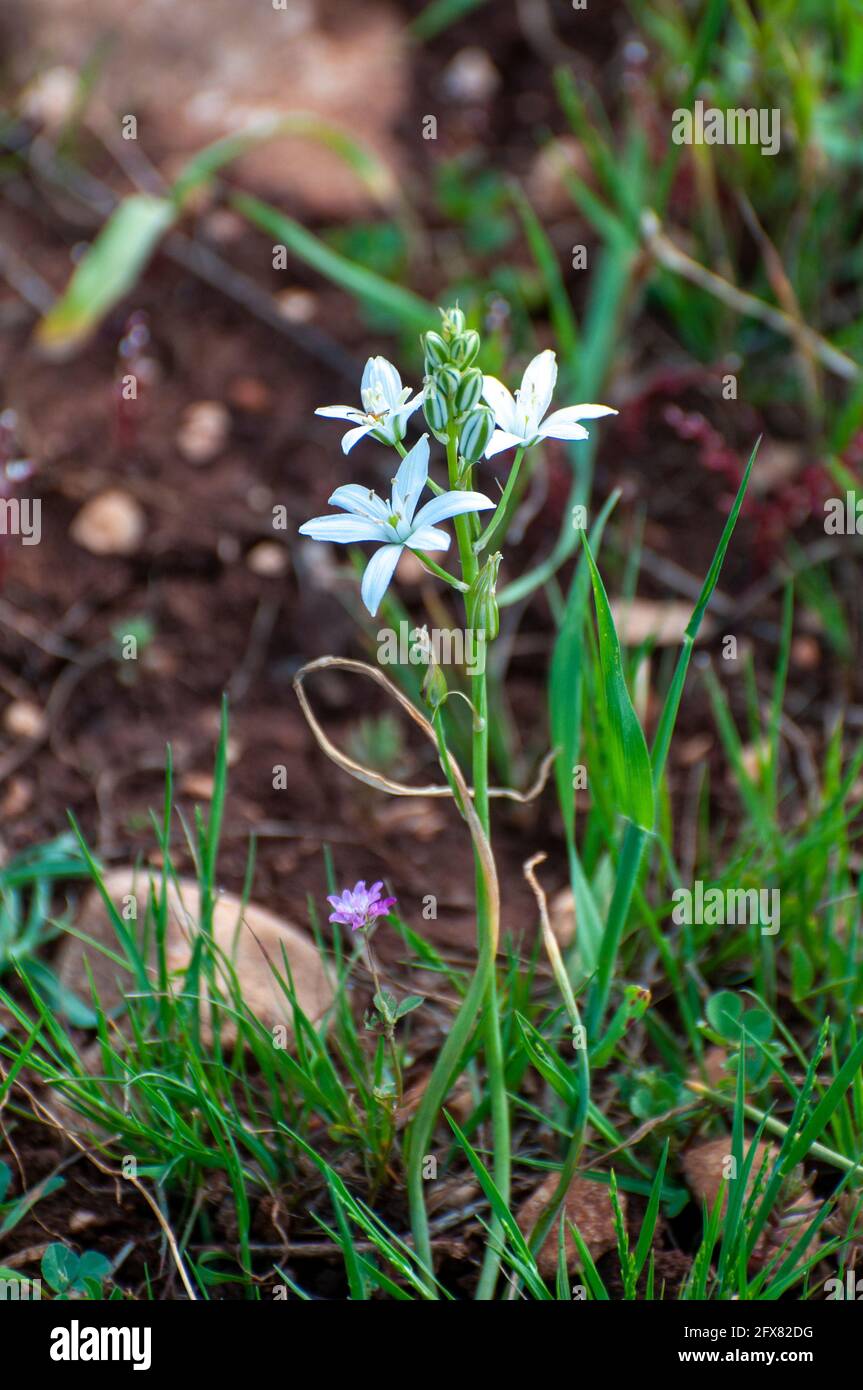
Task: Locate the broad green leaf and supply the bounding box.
[582,534,654,831]
[36,195,176,354]
[42,1243,78,1293]
[549,491,618,842]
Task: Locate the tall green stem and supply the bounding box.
[405,707,498,1293]
[405,426,509,1298]
[446,425,510,1300]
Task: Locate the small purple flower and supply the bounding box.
[327,880,397,932]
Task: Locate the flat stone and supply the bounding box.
[56,868,334,1044]
[516,1172,622,1277]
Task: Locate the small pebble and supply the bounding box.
[70,489,145,555]
[275,289,317,324]
[3,700,46,740]
[442,47,500,103]
[176,401,230,463]
[247,541,288,577]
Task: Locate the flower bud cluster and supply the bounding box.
[421,309,494,463]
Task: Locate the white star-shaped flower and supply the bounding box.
[315,356,423,454]
[299,435,493,615]
[481,349,617,458]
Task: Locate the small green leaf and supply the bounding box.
[706,990,744,1036]
[373,989,398,1023]
[515,1012,580,1108]
[395,995,425,1020]
[742,1009,774,1044]
[73,1250,112,1289]
[42,1243,79,1293]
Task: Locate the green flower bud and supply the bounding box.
[423,330,449,368]
[421,657,448,711]
[450,330,480,369]
[418,630,448,710]
[459,404,495,463]
[423,379,450,437]
[435,364,462,397]
[453,367,483,415]
[441,306,466,339]
[468,552,501,642]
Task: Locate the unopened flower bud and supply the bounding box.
[450,330,480,369]
[441,306,466,339]
[435,364,462,397]
[422,659,448,711]
[453,367,483,415]
[468,552,501,642]
[459,404,495,463]
[418,630,448,710]
[423,330,449,368]
[423,379,450,437]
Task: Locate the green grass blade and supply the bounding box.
[36,195,175,354]
[232,192,434,333]
[582,534,654,831]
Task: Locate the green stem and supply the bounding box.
[471,663,510,1301]
[474,447,525,554]
[405,425,509,1300]
[406,710,495,1292]
[444,426,510,1300]
[364,934,401,1196]
[412,550,469,592]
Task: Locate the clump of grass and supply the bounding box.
[2,343,862,1302]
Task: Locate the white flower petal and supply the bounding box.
[315,405,364,422]
[341,424,373,454]
[412,490,494,530]
[482,376,518,434]
[360,544,403,616]
[519,350,557,429]
[391,435,429,523]
[359,357,376,397]
[299,514,389,544]
[406,525,450,552]
[543,404,617,426]
[391,393,424,423]
[328,485,390,522]
[370,356,403,410]
[484,429,526,459]
[538,418,590,442]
